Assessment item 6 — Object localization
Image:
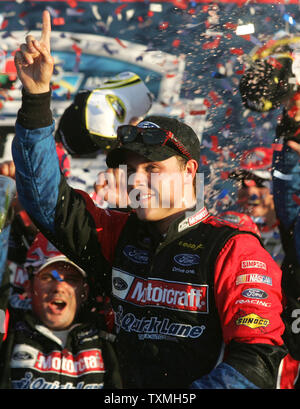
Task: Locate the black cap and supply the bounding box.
[106,115,201,168]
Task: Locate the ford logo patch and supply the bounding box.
[113,277,128,291]
[174,253,200,267]
[242,288,268,299]
[123,245,149,264]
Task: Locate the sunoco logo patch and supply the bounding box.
[236,313,270,329]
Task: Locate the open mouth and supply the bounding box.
[50,300,67,312]
[133,191,154,206]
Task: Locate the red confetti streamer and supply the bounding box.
[200,155,208,166]
[210,135,222,153]
[53,17,65,26]
[230,47,244,55]
[235,68,245,75]
[203,99,211,108]
[190,110,206,115]
[172,0,188,9]
[1,19,8,30]
[159,22,169,30]
[221,171,230,179]
[72,43,82,55]
[208,91,223,106]
[225,108,233,117]
[115,4,127,14]
[202,36,221,50]
[66,0,77,8]
[224,22,237,30]
[115,38,127,48]
[267,57,283,70]
[241,34,251,41]
[292,194,300,206]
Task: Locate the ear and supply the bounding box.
[184,159,198,183]
[23,279,33,299]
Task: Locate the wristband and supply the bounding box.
[17,88,53,129]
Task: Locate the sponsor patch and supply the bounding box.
[236,274,272,286]
[178,241,204,251]
[187,208,209,227]
[173,253,200,267]
[242,288,268,299]
[123,245,149,264]
[235,299,271,307]
[34,349,105,376]
[112,268,208,313]
[11,345,105,376]
[115,305,206,339]
[236,313,270,329]
[241,260,267,270]
[178,207,209,232]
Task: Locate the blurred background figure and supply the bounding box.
[221,146,284,265]
[0,232,122,389]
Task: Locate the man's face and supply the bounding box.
[26,261,88,330]
[237,182,273,218]
[125,151,191,222]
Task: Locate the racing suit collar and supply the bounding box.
[140,206,210,251]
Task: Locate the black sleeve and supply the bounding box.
[276,107,300,143]
[224,340,287,388]
[17,88,52,129]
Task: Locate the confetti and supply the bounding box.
[51,270,64,282]
[115,38,127,48]
[202,36,221,50]
[53,17,65,26]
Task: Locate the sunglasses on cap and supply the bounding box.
[116,125,192,160]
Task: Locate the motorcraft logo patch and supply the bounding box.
[112,268,208,313]
[11,345,105,376]
[187,207,209,227]
[178,207,209,232]
[236,274,272,286]
[34,349,105,376]
[236,313,270,329]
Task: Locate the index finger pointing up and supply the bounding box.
[40,10,51,51]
